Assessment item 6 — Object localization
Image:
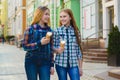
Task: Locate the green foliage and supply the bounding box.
[107,25,120,56]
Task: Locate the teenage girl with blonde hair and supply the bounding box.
[22,6,54,80]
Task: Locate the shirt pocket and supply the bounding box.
[70,34,77,46]
[71,34,76,42]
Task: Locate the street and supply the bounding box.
[0,43,26,80]
[0,43,59,80]
[0,43,117,80]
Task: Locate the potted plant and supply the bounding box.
[107,25,120,66]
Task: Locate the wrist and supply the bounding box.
[34,42,37,45]
[54,48,59,54]
[79,67,82,70]
[40,40,44,45]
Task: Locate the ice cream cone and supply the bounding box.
[60,40,66,48]
[46,32,52,39]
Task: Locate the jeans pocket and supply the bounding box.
[25,52,33,59]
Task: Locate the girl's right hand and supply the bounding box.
[41,37,50,45]
[56,47,64,54]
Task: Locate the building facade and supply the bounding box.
[26,0,35,27]
[81,0,120,47]
[8,0,26,37]
[102,0,120,47]
[56,0,80,29]
[26,0,80,30]
[81,0,99,39]
[0,0,8,37]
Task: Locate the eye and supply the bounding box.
[45,13,49,16]
[63,15,66,18]
[60,16,62,18]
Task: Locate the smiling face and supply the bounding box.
[41,9,50,24]
[60,11,71,27]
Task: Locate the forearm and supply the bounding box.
[53,48,58,54]
[78,59,83,69]
[50,52,54,67]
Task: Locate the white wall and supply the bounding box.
[118,0,120,30]
[81,0,98,39]
[8,0,23,36]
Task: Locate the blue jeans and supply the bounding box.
[56,65,80,80]
[25,57,50,80]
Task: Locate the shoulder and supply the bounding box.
[24,25,33,34]
[55,26,64,31]
[47,26,53,31]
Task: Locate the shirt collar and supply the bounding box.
[62,25,73,30]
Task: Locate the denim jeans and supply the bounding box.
[25,56,50,80]
[56,65,80,80]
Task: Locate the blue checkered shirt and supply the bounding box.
[22,24,54,67]
[53,26,82,68]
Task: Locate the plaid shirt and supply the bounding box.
[22,24,54,67]
[53,26,82,68]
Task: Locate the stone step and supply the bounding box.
[83,59,107,63]
[83,55,107,61]
[84,49,107,53]
[83,52,107,57]
[108,69,120,79]
[82,38,105,49]
[83,48,107,63]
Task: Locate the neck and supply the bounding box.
[38,21,45,28]
[65,24,70,27]
[65,22,70,27]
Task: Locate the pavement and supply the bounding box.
[0,43,119,80]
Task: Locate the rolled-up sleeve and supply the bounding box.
[22,28,40,51]
[76,45,82,60]
[50,32,54,67]
[53,29,60,49]
[76,31,82,60]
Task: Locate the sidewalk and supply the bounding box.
[0,43,119,80]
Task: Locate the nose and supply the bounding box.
[47,15,50,18]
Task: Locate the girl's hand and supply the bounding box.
[56,47,64,54]
[41,37,50,45]
[50,67,54,75]
[79,68,83,76]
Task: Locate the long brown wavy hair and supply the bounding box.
[60,9,83,53]
[31,6,50,26]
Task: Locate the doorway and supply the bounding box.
[108,6,114,31]
[98,0,103,38]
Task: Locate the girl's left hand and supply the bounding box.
[79,68,83,76]
[50,67,54,75]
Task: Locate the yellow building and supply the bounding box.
[0,0,8,37]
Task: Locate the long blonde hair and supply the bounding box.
[60,9,83,53]
[31,6,50,26]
